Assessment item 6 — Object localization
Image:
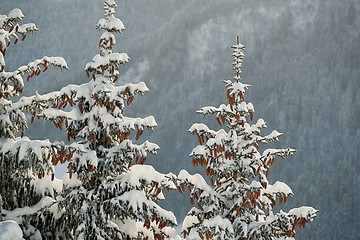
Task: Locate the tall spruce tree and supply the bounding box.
[26,1,179,239]
[0,8,68,239]
[177,37,318,239]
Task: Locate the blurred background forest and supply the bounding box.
[2,0,360,239]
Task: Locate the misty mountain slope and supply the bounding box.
[1,0,360,239]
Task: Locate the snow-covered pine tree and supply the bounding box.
[177,37,318,239]
[0,8,68,239]
[26,1,179,239]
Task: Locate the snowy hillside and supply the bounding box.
[1,0,360,239]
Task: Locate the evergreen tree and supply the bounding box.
[28,1,179,239]
[0,8,68,239]
[177,37,318,239]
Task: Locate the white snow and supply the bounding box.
[85,52,129,71]
[231,42,245,49]
[31,175,63,197]
[272,181,293,195]
[4,197,55,223]
[188,123,212,134]
[120,165,176,190]
[205,129,227,147]
[0,220,24,240]
[247,102,254,112]
[45,56,68,69]
[183,215,233,239]
[0,15,7,26]
[250,124,261,135]
[197,104,231,115]
[115,218,151,239]
[105,0,117,7]
[0,137,55,167]
[239,102,248,112]
[202,215,234,234]
[255,118,267,128]
[268,130,283,140]
[100,31,116,46]
[249,180,263,189]
[178,170,213,193]
[114,190,177,224]
[126,82,150,95]
[138,140,160,154]
[288,206,318,220]
[0,52,4,66]
[17,23,38,34]
[163,227,182,240]
[182,213,199,232]
[115,218,181,240]
[96,15,125,32]
[262,148,296,158]
[229,81,251,95]
[63,171,82,188]
[8,8,24,21]
[189,145,207,157]
[108,16,125,32]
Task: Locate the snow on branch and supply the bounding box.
[225,80,251,96]
[26,81,142,124]
[183,213,234,239]
[262,148,296,159]
[0,9,41,54]
[262,181,294,202]
[17,23,38,35]
[31,174,63,198]
[255,118,267,129]
[0,56,67,100]
[188,123,215,136]
[3,196,56,222]
[258,130,284,143]
[99,31,116,49]
[197,104,231,116]
[182,212,199,234]
[177,170,218,197]
[12,80,149,123]
[106,189,177,224]
[0,137,72,181]
[85,52,129,74]
[288,206,318,221]
[0,52,4,67]
[119,165,176,190]
[7,9,25,22]
[137,140,160,155]
[96,16,125,33]
[200,215,234,238]
[16,56,68,76]
[122,116,157,130]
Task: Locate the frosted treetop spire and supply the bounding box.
[85,0,128,82]
[103,0,117,15]
[231,36,245,81]
[96,0,124,34]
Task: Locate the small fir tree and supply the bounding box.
[177,37,318,239]
[28,1,179,239]
[0,8,68,239]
